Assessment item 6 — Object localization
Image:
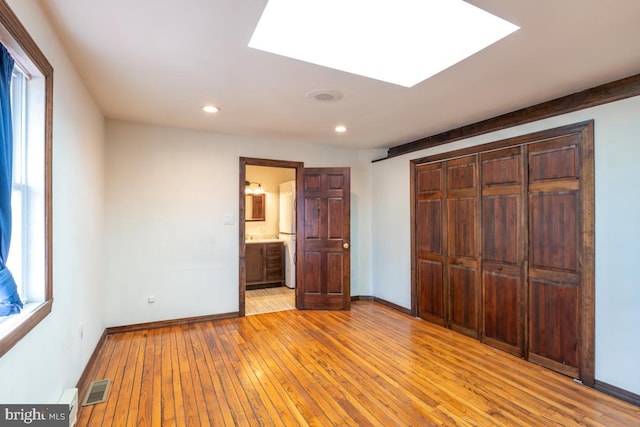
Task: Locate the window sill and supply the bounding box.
[0,299,52,358]
[0,302,41,334]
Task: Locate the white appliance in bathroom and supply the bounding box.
[278,181,296,288]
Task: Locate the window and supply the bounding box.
[8,67,27,302]
[0,2,53,358]
[3,65,45,308]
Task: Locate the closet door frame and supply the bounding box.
[410,120,594,386]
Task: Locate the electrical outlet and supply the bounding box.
[147,296,156,304]
[223,214,234,225]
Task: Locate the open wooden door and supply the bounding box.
[297,167,351,310]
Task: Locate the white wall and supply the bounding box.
[372,95,640,395]
[0,1,106,403]
[105,120,383,327]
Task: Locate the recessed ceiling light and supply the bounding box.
[249,0,519,87]
[202,105,220,113]
[306,89,344,103]
[335,125,347,133]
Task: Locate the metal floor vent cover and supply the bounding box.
[82,379,112,406]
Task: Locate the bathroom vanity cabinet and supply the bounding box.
[246,241,284,289]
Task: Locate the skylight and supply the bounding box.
[249,0,519,87]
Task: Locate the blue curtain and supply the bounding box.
[0,45,22,316]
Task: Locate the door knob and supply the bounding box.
[343,242,350,249]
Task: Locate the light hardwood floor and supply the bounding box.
[77,302,639,426]
[245,286,295,315]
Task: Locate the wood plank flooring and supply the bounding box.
[77,302,639,426]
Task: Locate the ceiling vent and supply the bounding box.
[81,379,112,406]
[306,89,344,103]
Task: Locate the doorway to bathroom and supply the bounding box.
[239,158,303,316]
[240,157,352,316]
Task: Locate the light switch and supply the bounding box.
[223,214,234,225]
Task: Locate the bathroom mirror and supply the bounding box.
[245,194,266,221]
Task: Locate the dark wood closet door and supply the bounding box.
[481,147,525,356]
[527,135,582,379]
[411,122,594,385]
[446,156,480,338]
[415,162,445,325]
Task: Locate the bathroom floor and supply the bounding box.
[246,286,295,315]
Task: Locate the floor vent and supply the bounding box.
[82,379,111,406]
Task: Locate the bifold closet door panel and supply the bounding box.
[446,156,480,338]
[527,135,582,378]
[415,163,446,325]
[481,147,525,356]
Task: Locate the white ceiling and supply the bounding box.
[39,0,640,150]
